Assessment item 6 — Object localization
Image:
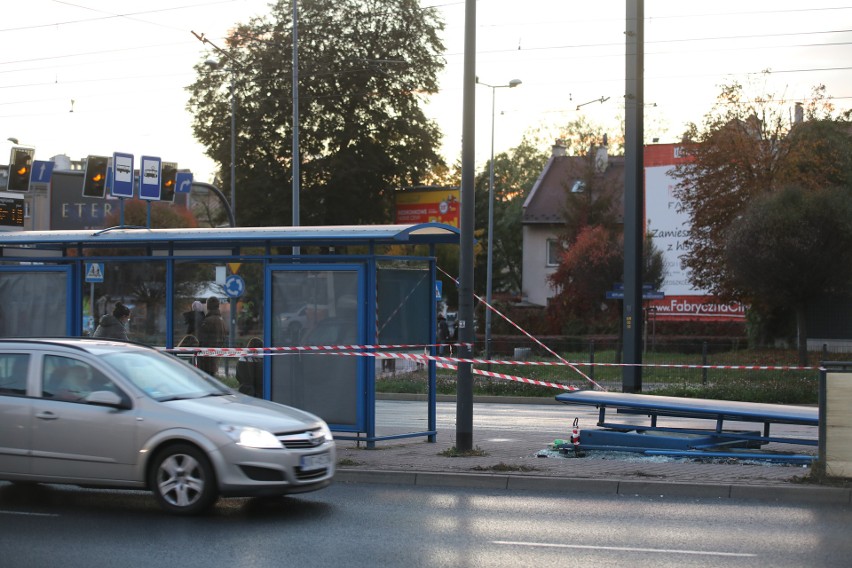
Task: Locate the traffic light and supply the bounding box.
[6,147,34,192]
[160,162,177,202]
[82,155,109,198]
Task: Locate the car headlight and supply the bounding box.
[318,423,333,443]
[220,425,283,449]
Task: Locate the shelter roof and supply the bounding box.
[0,223,459,256]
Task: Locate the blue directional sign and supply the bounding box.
[435,280,443,300]
[175,171,193,194]
[138,155,161,201]
[112,152,134,198]
[613,282,654,291]
[224,274,245,298]
[606,290,665,300]
[30,160,54,185]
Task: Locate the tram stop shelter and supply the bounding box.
[0,223,460,445]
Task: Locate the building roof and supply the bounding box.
[523,149,625,225]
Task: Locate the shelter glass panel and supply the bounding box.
[376,261,431,346]
[84,261,166,346]
[0,269,68,337]
[270,268,360,427]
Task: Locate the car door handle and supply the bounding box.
[36,411,59,420]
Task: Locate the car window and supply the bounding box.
[101,350,230,401]
[41,355,121,404]
[0,353,29,396]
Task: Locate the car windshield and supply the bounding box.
[100,349,231,401]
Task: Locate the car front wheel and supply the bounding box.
[150,444,217,515]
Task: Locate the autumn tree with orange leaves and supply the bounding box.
[546,136,664,334]
[672,79,852,355]
[672,80,852,299]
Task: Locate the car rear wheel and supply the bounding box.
[151,444,217,515]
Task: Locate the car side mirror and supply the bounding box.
[86,390,128,409]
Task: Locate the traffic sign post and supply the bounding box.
[224,274,245,298]
[606,289,665,300]
[85,262,105,283]
[30,160,54,186]
[138,156,162,201]
[111,152,135,198]
[175,171,193,194]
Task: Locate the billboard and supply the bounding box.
[644,144,745,322]
[395,187,460,227]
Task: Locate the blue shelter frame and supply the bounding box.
[0,223,459,446]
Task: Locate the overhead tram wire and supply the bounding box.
[0,0,239,33]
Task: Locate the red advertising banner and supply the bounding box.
[395,188,460,227]
[647,295,746,322]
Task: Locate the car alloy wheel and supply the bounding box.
[151,444,217,515]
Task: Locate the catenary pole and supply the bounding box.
[456,0,477,451]
[623,0,645,392]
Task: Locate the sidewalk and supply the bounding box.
[333,398,852,505]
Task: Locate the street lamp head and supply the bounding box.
[7,137,19,144]
[508,79,522,88]
[204,58,220,70]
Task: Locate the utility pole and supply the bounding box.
[623,0,645,392]
[456,0,477,451]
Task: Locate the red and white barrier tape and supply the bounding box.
[436,266,605,390]
[169,346,818,371]
[434,362,578,391]
[170,342,472,356]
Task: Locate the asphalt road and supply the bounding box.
[1,481,850,568]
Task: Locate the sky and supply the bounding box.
[2,0,851,185]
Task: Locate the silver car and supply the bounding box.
[0,338,336,515]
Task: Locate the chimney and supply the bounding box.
[794,102,804,125]
[551,139,567,157]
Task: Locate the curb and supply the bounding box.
[334,469,852,505]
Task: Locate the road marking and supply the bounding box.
[0,510,59,517]
[493,541,756,557]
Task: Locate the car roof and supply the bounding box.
[0,338,158,356]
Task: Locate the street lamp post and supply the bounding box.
[476,77,521,361]
[204,59,236,225]
[229,71,236,225]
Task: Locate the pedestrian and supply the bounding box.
[197,296,226,376]
[182,300,205,336]
[437,313,450,355]
[92,302,131,341]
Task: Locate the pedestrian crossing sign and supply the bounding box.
[85,262,104,283]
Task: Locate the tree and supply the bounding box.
[187,0,446,227]
[103,201,198,230]
[548,225,623,332]
[559,148,622,245]
[548,228,665,334]
[672,80,852,299]
[725,185,852,365]
[473,135,549,296]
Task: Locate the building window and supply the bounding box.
[546,238,565,266]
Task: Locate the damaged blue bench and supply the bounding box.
[555,391,818,462]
